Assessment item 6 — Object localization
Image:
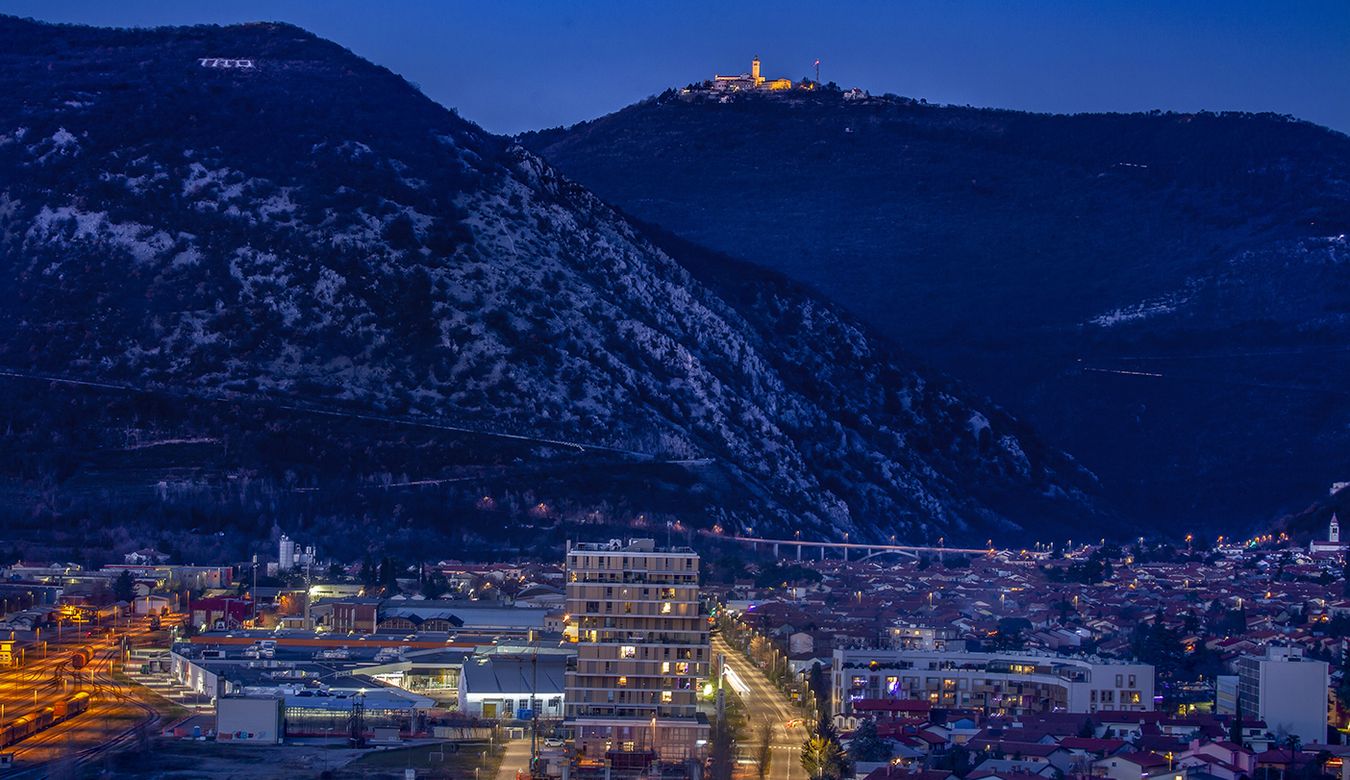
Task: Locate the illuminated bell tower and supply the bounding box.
[751,56,763,86]
[1331,514,1341,544]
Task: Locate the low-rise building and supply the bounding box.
[1093,752,1180,780]
[832,648,1153,716]
[217,695,284,744]
[459,652,566,720]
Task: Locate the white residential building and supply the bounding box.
[1235,645,1328,744]
[832,647,1154,716]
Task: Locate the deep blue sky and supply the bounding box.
[7,0,1349,135]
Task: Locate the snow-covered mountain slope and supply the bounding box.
[0,17,1107,544]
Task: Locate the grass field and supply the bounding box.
[344,741,505,779]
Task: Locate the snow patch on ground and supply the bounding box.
[170,247,203,269]
[29,127,80,163]
[121,437,218,451]
[0,127,28,147]
[257,189,298,222]
[1089,296,1182,327]
[967,411,991,441]
[182,162,246,200]
[26,205,175,266]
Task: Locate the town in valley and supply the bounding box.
[2,515,1348,778]
[2,4,1348,779]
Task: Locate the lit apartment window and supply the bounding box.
[660,603,672,614]
[618,676,628,687]
[661,662,671,674]
[675,662,689,674]
[621,645,637,659]
[661,691,673,703]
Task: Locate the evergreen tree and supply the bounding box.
[114,569,136,603]
[809,662,827,714]
[709,715,736,780]
[360,554,377,588]
[422,570,449,599]
[802,734,849,780]
[802,713,849,780]
[848,717,891,762]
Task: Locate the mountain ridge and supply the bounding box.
[0,16,1108,553]
[521,84,1350,531]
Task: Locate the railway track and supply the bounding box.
[7,645,164,777]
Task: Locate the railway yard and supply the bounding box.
[0,612,184,776]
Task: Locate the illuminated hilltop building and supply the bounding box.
[712,56,797,91]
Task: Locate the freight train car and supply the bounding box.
[0,692,94,747]
[69,648,92,670]
[52,692,90,720]
[32,707,54,731]
[0,715,36,748]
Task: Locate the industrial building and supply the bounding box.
[168,630,574,742]
[458,648,568,720]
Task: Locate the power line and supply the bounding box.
[0,367,657,458]
[1080,366,1350,397]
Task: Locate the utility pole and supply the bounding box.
[715,653,726,721]
[531,629,540,776]
[304,555,313,631]
[251,554,258,626]
[349,692,365,747]
[814,58,821,84]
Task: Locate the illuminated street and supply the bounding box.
[713,634,807,780]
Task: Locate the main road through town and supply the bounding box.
[711,633,808,780]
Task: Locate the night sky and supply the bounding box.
[7,0,1349,136]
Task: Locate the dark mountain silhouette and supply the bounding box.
[522,85,1350,532]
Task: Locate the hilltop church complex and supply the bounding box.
[707,56,804,92]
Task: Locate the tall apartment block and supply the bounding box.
[1235,645,1329,744]
[564,539,710,762]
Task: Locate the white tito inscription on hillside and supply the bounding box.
[198,58,255,69]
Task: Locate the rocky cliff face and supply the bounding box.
[0,17,1106,547]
